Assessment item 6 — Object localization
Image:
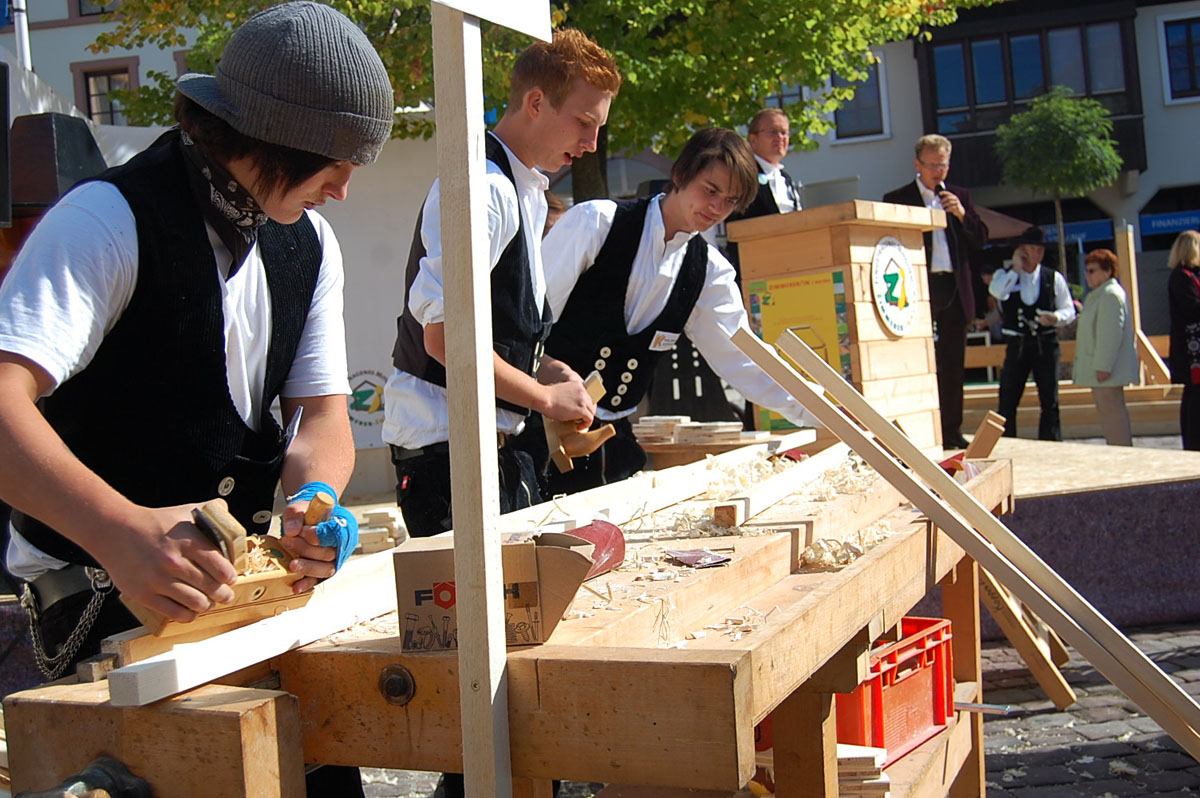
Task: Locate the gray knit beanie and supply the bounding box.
[177,2,393,164]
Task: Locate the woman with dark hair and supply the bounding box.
[1168,230,1200,450]
[514,128,821,495]
[1073,248,1136,445]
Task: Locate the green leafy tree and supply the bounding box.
[93,0,998,200]
[994,85,1123,272]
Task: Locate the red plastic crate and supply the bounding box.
[835,616,955,766]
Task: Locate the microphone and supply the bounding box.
[937,181,948,194]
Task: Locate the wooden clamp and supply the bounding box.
[546,371,615,473]
[732,327,1200,760]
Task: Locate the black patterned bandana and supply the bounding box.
[179,129,269,278]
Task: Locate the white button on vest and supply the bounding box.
[252,510,273,525]
[620,371,633,383]
[611,395,622,406]
[616,383,628,395]
[217,476,235,496]
[627,358,639,369]
[594,359,606,370]
[599,346,612,358]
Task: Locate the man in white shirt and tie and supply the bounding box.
[723,108,801,282]
[990,225,1076,440]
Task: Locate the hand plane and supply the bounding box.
[121,493,334,638]
[546,371,616,474]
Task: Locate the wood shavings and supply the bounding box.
[325,611,400,645]
[700,451,798,501]
[807,452,877,501]
[242,537,285,575]
[799,520,893,569]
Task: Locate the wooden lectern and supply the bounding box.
[726,200,946,449]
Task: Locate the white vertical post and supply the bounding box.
[430,4,511,795]
[12,0,32,72]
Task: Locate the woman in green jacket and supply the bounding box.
[1073,248,1137,446]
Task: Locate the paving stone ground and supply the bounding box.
[360,622,1200,797]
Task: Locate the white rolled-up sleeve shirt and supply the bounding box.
[543,195,820,428]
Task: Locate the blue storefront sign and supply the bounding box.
[1139,210,1200,237]
[1039,219,1114,244]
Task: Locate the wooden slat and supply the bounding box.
[734,327,1200,760]
[1137,330,1171,384]
[965,335,1171,371]
[979,569,1076,709]
[105,544,396,706]
[431,6,513,796]
[963,411,1005,460]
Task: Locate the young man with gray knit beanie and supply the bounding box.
[0,6,390,791]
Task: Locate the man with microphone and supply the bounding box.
[884,134,987,449]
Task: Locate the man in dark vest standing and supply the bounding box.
[0,4,392,793]
[515,128,820,496]
[883,134,988,449]
[723,107,801,282]
[990,226,1076,440]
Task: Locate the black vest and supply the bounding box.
[16,131,321,566]
[391,133,550,415]
[1000,266,1059,338]
[546,197,708,414]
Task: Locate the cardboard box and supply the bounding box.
[393,533,593,652]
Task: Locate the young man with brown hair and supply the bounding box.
[515,128,820,495]
[384,28,621,540]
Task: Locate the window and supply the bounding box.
[929,19,1134,135]
[71,58,139,126]
[78,1,118,15]
[85,70,130,124]
[832,58,888,140]
[1161,14,1200,101]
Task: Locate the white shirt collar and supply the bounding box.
[754,153,783,176]
[490,132,550,193]
[649,193,700,257]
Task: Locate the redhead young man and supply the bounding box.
[384,29,621,538]
[515,127,820,495]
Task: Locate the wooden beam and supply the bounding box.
[733,327,1200,759]
[4,682,304,797]
[1136,330,1171,385]
[1114,222,1142,342]
[942,558,985,798]
[105,544,395,706]
[431,5,513,795]
[772,691,837,798]
[711,442,850,527]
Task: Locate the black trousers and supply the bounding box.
[997,335,1062,441]
[392,441,541,539]
[929,273,968,440]
[1182,384,1200,451]
[510,416,646,497]
[31,584,364,796]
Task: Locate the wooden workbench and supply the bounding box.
[4,457,1012,797]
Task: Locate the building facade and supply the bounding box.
[784,0,1200,334]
